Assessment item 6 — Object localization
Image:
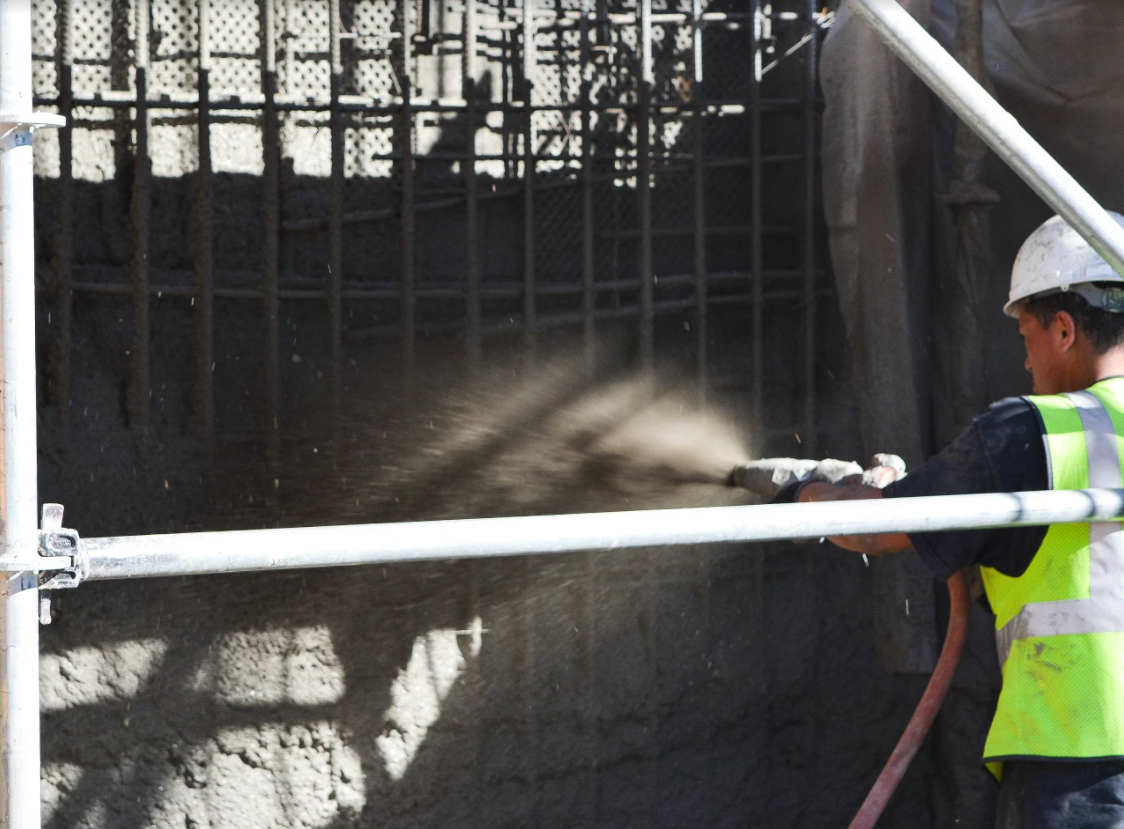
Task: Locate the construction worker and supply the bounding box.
[794,212,1124,829]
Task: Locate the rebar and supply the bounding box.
[750,0,764,439]
[261,0,282,470]
[693,0,707,401]
[580,5,596,377]
[194,0,215,446]
[400,90,417,385]
[464,0,481,367]
[521,0,537,369]
[50,0,75,443]
[638,0,654,370]
[400,0,417,387]
[328,0,344,436]
[801,0,816,452]
[129,0,151,461]
[30,0,828,462]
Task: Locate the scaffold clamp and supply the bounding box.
[37,503,86,591]
[0,111,65,146]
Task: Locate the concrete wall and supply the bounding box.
[26,0,969,826]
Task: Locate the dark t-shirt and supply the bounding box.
[882,396,1049,582]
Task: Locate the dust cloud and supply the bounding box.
[279,356,759,528]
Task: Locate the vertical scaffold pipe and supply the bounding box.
[0,1,62,826]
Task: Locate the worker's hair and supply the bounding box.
[1023,284,1124,354]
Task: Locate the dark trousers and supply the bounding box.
[997,760,1124,829]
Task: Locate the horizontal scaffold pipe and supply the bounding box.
[845,0,1124,278]
[83,489,1124,581]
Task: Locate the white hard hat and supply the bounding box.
[1004,212,1124,318]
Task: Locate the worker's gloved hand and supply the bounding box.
[861,453,907,489]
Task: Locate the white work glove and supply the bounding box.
[860,454,907,489]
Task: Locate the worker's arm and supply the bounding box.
[797,479,913,556]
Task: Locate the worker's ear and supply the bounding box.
[1052,310,1079,353]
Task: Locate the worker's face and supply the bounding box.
[1018,306,1081,394]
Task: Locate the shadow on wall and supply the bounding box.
[38,356,936,829]
[41,545,938,829]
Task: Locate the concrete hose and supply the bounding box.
[847,570,971,829]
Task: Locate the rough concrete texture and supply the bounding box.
[30,323,964,829]
[25,0,981,823]
[39,546,941,829]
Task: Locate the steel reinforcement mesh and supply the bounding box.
[32,0,832,455]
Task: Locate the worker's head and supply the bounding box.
[1008,213,1124,394]
[1017,292,1124,394]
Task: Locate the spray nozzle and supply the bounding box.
[728,458,865,498]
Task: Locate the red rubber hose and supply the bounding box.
[847,570,971,829]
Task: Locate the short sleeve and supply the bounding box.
[882,397,1048,581]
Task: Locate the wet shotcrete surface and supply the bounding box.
[33,315,945,828]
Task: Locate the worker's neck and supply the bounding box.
[1077,346,1124,390]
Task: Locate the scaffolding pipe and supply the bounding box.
[0,1,61,825]
[845,0,1124,277]
[83,488,1124,581]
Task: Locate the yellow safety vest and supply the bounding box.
[979,376,1124,782]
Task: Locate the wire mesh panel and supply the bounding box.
[28,3,842,825]
[32,0,831,452]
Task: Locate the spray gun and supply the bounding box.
[727,454,907,499]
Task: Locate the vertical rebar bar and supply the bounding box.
[262,0,282,472]
[521,0,536,369]
[51,0,75,443]
[749,0,763,441]
[801,0,816,453]
[400,0,416,387]
[521,3,535,341]
[0,2,46,825]
[130,0,151,461]
[640,1,658,797]
[692,0,706,402]
[580,6,595,376]
[464,0,481,368]
[195,0,215,446]
[328,0,344,437]
[638,0,654,371]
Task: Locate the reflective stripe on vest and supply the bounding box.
[993,390,1124,666]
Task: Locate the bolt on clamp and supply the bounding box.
[0,505,85,624]
[37,503,86,591]
[36,504,85,627]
